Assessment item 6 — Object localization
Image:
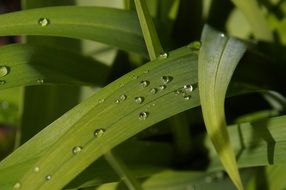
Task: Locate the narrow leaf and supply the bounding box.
[198,25,246,190]
[134,0,164,60]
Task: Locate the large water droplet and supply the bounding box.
[159,52,168,59]
[134,97,144,104]
[149,88,157,95]
[161,76,172,84]
[38,18,50,27]
[94,128,105,138]
[45,175,52,181]
[37,79,44,84]
[139,112,149,120]
[188,41,201,50]
[158,85,166,90]
[140,80,150,88]
[0,66,9,77]
[14,182,21,189]
[183,84,193,92]
[72,146,83,155]
[120,94,127,101]
[34,167,40,173]
[0,80,6,85]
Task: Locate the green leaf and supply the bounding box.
[0,6,147,55]
[134,0,164,60]
[198,25,246,190]
[0,44,109,90]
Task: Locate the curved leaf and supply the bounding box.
[0,44,109,89]
[0,6,147,55]
[198,25,246,190]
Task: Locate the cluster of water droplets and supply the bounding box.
[174,84,194,100]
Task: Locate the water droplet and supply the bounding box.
[188,41,201,50]
[158,85,166,90]
[38,18,50,27]
[37,79,44,84]
[159,52,168,59]
[94,128,105,138]
[140,80,150,88]
[149,88,157,94]
[143,70,149,74]
[0,80,6,85]
[14,182,21,189]
[161,76,172,84]
[134,97,144,104]
[139,112,149,120]
[184,95,191,100]
[98,99,105,104]
[0,66,9,77]
[120,94,127,101]
[183,84,193,92]
[45,175,52,181]
[115,99,120,104]
[220,33,225,38]
[34,167,40,172]
[72,146,83,155]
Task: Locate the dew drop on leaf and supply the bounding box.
[161,76,172,84]
[183,84,193,92]
[13,182,21,189]
[34,167,40,172]
[94,128,105,138]
[134,97,144,104]
[139,112,149,120]
[149,88,157,94]
[0,66,9,77]
[140,80,150,88]
[115,99,120,104]
[120,94,127,101]
[45,175,52,181]
[98,99,105,104]
[158,85,166,90]
[184,95,191,100]
[159,52,168,59]
[38,18,50,27]
[72,146,83,155]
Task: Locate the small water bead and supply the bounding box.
[72,146,83,155]
[45,175,52,181]
[120,94,127,101]
[183,84,193,92]
[158,85,166,90]
[38,18,50,27]
[139,112,149,120]
[149,88,157,95]
[34,166,40,172]
[134,96,144,104]
[143,70,149,74]
[94,128,105,138]
[98,99,105,104]
[0,66,9,77]
[115,99,120,104]
[37,79,44,84]
[161,76,172,84]
[184,95,191,100]
[13,182,21,189]
[0,80,6,85]
[140,80,150,88]
[220,33,225,38]
[159,52,168,59]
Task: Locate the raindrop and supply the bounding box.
[94,128,105,138]
[140,80,150,88]
[134,96,144,104]
[98,99,105,104]
[159,52,168,59]
[161,76,172,84]
[149,88,157,95]
[158,85,166,90]
[0,66,9,77]
[183,84,193,92]
[115,99,120,104]
[37,79,44,84]
[184,95,191,100]
[45,175,52,181]
[38,18,50,27]
[34,167,40,172]
[13,182,21,189]
[187,41,201,50]
[0,80,6,85]
[72,146,83,155]
[120,94,127,101]
[139,112,149,120]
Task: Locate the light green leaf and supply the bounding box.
[0,6,146,55]
[198,25,246,190]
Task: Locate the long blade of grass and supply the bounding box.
[0,44,109,90]
[134,0,164,60]
[230,0,273,41]
[0,6,146,55]
[198,25,246,190]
